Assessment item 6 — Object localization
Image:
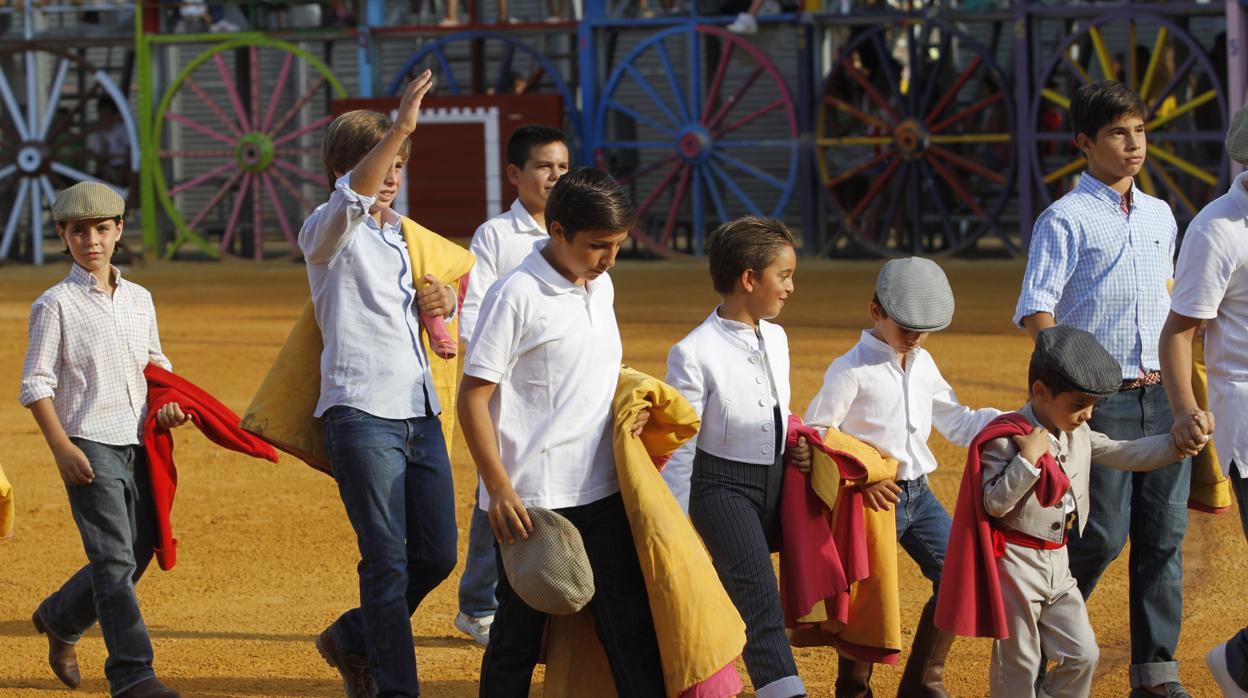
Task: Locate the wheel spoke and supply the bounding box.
[184,76,245,138]
[704,64,765,133]
[919,160,960,248]
[1148,144,1218,186]
[924,56,982,124]
[927,154,985,219]
[267,166,313,211]
[1146,54,1197,117]
[714,98,786,140]
[919,31,953,118]
[607,99,678,137]
[711,150,786,190]
[0,177,30,258]
[0,65,30,140]
[624,64,682,129]
[847,156,900,227]
[826,149,892,188]
[213,53,253,132]
[186,169,245,233]
[0,164,15,185]
[601,140,674,150]
[868,32,901,108]
[29,176,43,265]
[159,149,237,158]
[44,83,104,146]
[1088,26,1116,81]
[261,172,297,247]
[1127,20,1138,91]
[634,160,685,218]
[168,160,238,198]
[166,111,238,147]
[818,135,893,146]
[655,37,691,124]
[615,151,679,187]
[1136,159,1158,196]
[250,46,261,137]
[252,162,264,260]
[706,159,762,217]
[271,157,325,185]
[269,75,329,138]
[1042,157,1085,185]
[929,92,1004,134]
[220,173,253,251]
[659,165,692,248]
[930,133,1011,144]
[701,41,736,123]
[36,59,70,141]
[24,50,37,135]
[928,145,1006,185]
[840,59,899,125]
[433,47,460,94]
[38,175,58,209]
[1144,90,1217,132]
[271,113,335,147]
[699,164,730,223]
[1061,48,1093,86]
[824,94,892,133]
[1040,88,1071,110]
[494,42,517,95]
[1144,159,1197,216]
[50,162,116,190]
[1140,26,1170,100]
[262,52,295,133]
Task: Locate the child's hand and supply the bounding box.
[787,435,812,473]
[629,408,650,437]
[416,274,455,318]
[489,484,533,545]
[1011,425,1051,466]
[155,402,189,429]
[860,479,901,511]
[54,443,93,486]
[393,69,435,136]
[1170,409,1213,456]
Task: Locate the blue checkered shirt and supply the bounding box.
[1014,173,1176,379]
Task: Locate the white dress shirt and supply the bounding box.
[1170,171,1248,477]
[20,264,172,446]
[460,198,548,345]
[663,309,790,510]
[804,330,1001,481]
[464,244,622,511]
[298,172,438,419]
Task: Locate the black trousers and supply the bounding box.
[478,492,665,698]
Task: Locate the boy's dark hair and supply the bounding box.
[507,125,567,168]
[1069,81,1147,140]
[1027,354,1080,397]
[706,216,795,295]
[321,110,412,187]
[545,167,635,239]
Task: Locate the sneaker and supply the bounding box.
[315,630,377,698]
[454,612,493,646]
[1209,643,1248,697]
[725,12,757,34]
[1129,683,1192,698]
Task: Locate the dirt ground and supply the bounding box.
[1,257,1244,697]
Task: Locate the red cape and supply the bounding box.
[934,412,1067,639]
[144,364,279,570]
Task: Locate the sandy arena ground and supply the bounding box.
[1,257,1245,697]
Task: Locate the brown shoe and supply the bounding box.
[32,611,80,689]
[316,629,377,698]
[114,677,180,698]
[897,599,955,697]
[835,654,875,698]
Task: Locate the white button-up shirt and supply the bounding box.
[464,244,622,510]
[298,172,438,419]
[460,198,548,345]
[663,309,790,510]
[1171,171,1248,477]
[804,330,1000,481]
[19,264,172,446]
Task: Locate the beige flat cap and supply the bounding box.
[499,507,594,615]
[51,182,125,222]
[1228,104,1248,166]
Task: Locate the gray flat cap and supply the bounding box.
[875,257,955,331]
[1228,104,1248,166]
[499,507,594,615]
[51,182,125,222]
[1033,326,1121,396]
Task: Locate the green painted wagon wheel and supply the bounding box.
[153,37,346,259]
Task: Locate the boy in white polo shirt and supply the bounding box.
[458,167,665,697]
[1159,104,1248,697]
[454,124,569,645]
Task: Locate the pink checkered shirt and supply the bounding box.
[19,264,172,446]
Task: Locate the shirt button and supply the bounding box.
[755,376,765,384]
[762,446,771,455]
[1059,454,1067,463]
[1051,522,1062,531]
[762,423,772,432]
[749,355,760,364]
[758,398,768,407]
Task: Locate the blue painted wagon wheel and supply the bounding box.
[0,46,137,264]
[386,30,578,139]
[817,20,1016,257]
[593,24,799,257]
[1030,12,1228,223]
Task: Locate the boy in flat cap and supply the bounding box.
[936,326,1208,697]
[20,181,187,698]
[804,256,1001,696]
[1159,103,1248,695]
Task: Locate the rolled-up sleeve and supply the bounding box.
[1014,209,1079,327]
[19,300,62,406]
[298,171,376,266]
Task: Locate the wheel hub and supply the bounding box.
[677,125,714,165]
[236,132,275,174]
[894,119,930,161]
[17,144,45,174]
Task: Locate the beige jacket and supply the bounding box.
[980,403,1180,542]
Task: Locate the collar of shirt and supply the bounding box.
[524,242,589,296]
[362,203,402,235]
[858,329,915,369]
[711,308,761,351]
[509,198,543,235]
[68,263,122,295]
[1076,171,1136,213]
[1018,402,1070,454]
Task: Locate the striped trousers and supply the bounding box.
[689,449,806,698]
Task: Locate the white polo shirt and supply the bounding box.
[1170,171,1248,477]
[464,243,622,510]
[460,198,548,345]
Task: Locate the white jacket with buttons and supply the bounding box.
[662,309,791,511]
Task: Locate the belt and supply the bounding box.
[992,527,1066,556]
[1120,370,1162,391]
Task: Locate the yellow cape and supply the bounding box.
[543,367,747,698]
[241,218,474,474]
[0,463,13,540]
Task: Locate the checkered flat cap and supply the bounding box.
[51,182,125,222]
[500,507,594,615]
[875,257,955,331]
[1033,326,1121,396]
[1228,104,1248,166]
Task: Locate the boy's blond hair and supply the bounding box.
[321,110,412,187]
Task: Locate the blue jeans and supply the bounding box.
[1223,466,1248,689]
[1067,383,1190,689]
[895,475,951,596]
[36,439,157,696]
[323,407,458,698]
[457,490,498,618]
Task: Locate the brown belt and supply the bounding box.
[1121,370,1162,391]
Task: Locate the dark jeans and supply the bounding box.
[479,492,665,698]
[689,450,805,698]
[1224,466,1248,689]
[36,439,157,696]
[1067,383,1190,689]
[323,406,458,698]
[895,475,952,597]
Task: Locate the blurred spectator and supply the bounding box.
[88,98,129,186]
[640,0,681,16]
[726,0,780,34]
